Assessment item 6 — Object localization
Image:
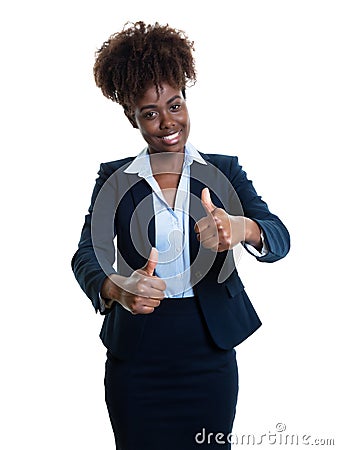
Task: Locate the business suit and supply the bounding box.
[72,150,290,359]
[72,148,289,449]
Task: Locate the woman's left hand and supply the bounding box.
[194,188,261,252]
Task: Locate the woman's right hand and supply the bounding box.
[101,248,166,314]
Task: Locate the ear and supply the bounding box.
[124,109,138,129]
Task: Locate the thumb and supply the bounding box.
[201,188,216,214]
[143,247,158,276]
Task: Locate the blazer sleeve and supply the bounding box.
[228,156,290,263]
[71,163,117,313]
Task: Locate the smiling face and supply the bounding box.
[128,82,190,154]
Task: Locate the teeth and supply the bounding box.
[162,131,180,141]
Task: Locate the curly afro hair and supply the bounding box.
[93,21,196,111]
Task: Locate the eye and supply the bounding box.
[170,103,182,112]
[143,111,158,120]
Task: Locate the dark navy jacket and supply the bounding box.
[71,151,290,360]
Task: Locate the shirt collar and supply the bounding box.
[123,142,207,177]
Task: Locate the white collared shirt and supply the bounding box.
[124,142,206,297]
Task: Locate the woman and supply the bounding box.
[72,21,290,450]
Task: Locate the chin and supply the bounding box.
[150,139,188,154]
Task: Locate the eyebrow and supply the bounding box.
[139,95,182,113]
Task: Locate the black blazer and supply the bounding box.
[71,152,290,360]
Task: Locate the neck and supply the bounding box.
[149,151,185,176]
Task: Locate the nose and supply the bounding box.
[159,111,176,130]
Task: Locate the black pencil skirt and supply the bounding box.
[104,297,238,450]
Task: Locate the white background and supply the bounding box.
[1,1,337,448]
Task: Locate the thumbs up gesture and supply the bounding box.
[194,188,246,252]
[113,247,166,315]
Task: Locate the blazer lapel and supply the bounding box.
[189,157,220,284]
[189,162,208,263]
[126,173,156,254]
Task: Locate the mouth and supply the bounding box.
[161,129,182,143]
